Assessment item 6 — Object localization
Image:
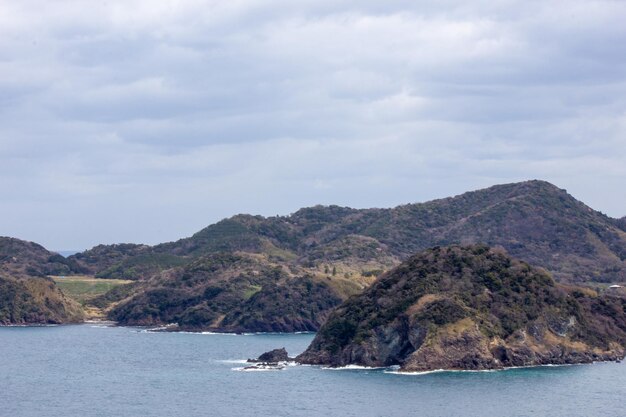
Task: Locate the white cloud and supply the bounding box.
[0,0,625,249]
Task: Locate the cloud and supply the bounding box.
[0,0,625,249]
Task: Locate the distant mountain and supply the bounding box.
[72,180,625,284]
[297,245,626,371]
[68,180,625,332]
[0,237,84,324]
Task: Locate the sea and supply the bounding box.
[0,324,623,417]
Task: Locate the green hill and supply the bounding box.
[67,180,626,331]
[297,245,626,371]
[0,237,84,324]
[72,180,625,284]
[108,252,349,332]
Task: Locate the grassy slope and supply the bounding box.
[52,276,134,320]
[52,276,133,304]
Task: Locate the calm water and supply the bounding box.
[0,325,624,417]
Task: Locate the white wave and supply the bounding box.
[322,364,387,371]
[232,364,288,372]
[217,359,249,364]
[384,369,447,376]
[233,367,284,372]
[385,362,590,376]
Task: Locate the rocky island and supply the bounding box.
[297,245,626,372]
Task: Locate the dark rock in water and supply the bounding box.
[297,245,626,372]
[248,348,292,363]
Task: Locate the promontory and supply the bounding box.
[297,245,626,371]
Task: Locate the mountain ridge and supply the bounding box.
[70,180,626,284]
[3,179,624,329]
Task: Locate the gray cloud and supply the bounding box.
[0,0,625,250]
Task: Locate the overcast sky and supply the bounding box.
[1,0,625,251]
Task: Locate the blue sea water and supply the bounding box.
[0,324,624,417]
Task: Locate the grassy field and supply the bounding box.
[51,275,133,305]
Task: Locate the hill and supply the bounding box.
[68,180,625,331]
[0,237,84,324]
[72,180,626,284]
[108,252,365,332]
[297,245,626,371]
[0,237,85,277]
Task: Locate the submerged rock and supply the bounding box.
[297,245,626,372]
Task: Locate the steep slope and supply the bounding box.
[298,245,626,371]
[0,237,84,324]
[0,275,84,324]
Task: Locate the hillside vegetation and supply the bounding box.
[72,180,626,285]
[0,237,84,324]
[298,245,626,371]
[3,180,624,329]
[68,180,625,331]
[109,253,348,332]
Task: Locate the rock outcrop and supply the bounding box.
[297,245,626,371]
[248,348,292,363]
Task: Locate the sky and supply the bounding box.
[1,0,625,251]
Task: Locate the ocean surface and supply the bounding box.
[0,324,623,417]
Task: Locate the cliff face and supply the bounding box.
[297,245,626,371]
